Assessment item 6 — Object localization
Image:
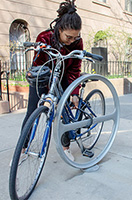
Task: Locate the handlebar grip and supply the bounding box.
[23,42,43,47]
[83,50,103,61]
[23,42,37,47]
[23,42,48,49]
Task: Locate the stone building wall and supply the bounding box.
[0,0,132,60]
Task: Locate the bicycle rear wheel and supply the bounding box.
[78,89,105,150]
[9,106,51,200]
[54,74,120,169]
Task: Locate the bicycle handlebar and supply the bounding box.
[23,42,40,47]
[23,42,103,61]
[83,50,103,61]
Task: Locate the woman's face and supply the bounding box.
[59,29,81,45]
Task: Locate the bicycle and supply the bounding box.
[9,42,120,200]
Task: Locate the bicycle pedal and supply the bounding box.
[82,148,94,158]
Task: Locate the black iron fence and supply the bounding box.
[82,60,132,77]
[1,59,132,112]
[0,60,31,81]
[1,60,132,80]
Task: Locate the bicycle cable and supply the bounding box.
[35,46,65,98]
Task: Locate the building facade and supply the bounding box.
[0,0,132,62]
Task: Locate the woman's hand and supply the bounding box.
[71,95,79,108]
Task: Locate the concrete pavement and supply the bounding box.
[0,94,132,200]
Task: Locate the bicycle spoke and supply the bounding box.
[9,106,51,200]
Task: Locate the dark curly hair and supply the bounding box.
[50,0,82,49]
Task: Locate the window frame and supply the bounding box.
[98,0,106,2]
[125,0,132,13]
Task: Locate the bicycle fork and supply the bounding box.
[26,104,54,158]
[40,109,54,157]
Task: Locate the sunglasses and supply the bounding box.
[65,33,81,41]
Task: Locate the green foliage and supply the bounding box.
[85,26,132,62]
[9,82,29,87]
[127,37,132,45]
[9,71,27,82]
[106,74,132,79]
[94,30,109,44]
[106,75,124,79]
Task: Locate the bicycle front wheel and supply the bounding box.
[9,106,51,200]
[54,74,120,169]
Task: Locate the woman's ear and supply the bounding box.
[59,28,62,34]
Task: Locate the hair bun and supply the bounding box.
[68,7,77,14]
[57,0,77,17]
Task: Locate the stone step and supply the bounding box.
[0,100,9,114]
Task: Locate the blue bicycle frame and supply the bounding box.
[61,97,98,140]
[26,101,54,158]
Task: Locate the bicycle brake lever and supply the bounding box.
[25,48,34,53]
[72,51,84,60]
[85,57,95,63]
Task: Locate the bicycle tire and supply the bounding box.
[54,74,120,169]
[9,106,51,200]
[82,89,105,149]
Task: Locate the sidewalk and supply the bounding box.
[0,94,132,200]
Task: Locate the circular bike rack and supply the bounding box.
[53,74,120,169]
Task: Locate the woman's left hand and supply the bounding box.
[72,95,79,108]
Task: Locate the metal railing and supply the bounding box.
[0,60,31,81]
[82,60,132,77]
[0,60,10,111]
[1,59,131,112]
[0,60,132,80]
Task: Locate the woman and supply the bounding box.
[22,0,83,161]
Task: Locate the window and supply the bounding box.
[125,0,132,12]
[98,0,106,2]
[9,19,30,73]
